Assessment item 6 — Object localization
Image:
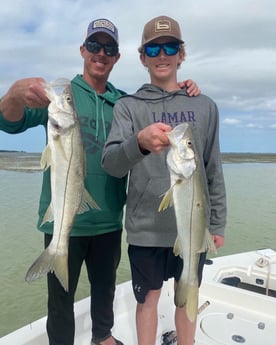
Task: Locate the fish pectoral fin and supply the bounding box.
[40,145,52,170]
[77,189,101,214]
[40,204,54,226]
[158,187,174,211]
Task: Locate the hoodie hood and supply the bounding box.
[130,83,189,102]
[71,75,125,140]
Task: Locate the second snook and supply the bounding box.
[25,78,99,291]
[159,122,215,322]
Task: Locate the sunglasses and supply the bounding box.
[84,40,119,57]
[144,42,180,57]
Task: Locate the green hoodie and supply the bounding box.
[0,74,127,236]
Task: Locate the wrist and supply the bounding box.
[137,131,150,155]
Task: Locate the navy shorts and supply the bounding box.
[128,245,206,303]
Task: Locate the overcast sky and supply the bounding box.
[0,0,275,153]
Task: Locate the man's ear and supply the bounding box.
[140,54,147,67]
[114,53,121,64]
[80,45,85,58]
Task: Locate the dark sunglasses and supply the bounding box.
[84,40,119,57]
[144,42,180,57]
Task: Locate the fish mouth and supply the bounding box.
[49,118,61,131]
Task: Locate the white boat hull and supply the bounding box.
[1,249,276,345]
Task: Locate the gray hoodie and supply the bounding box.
[102,84,226,247]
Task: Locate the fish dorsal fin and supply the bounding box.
[77,189,101,214]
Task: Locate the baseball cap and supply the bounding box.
[138,16,184,52]
[85,18,119,45]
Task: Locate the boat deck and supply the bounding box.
[1,249,276,345]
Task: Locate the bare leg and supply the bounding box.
[136,289,162,345]
[175,306,196,345]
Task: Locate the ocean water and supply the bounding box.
[1,163,276,337]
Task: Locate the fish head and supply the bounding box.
[166,123,196,179]
[44,78,76,134]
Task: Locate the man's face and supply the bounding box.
[81,32,120,83]
[140,36,184,83]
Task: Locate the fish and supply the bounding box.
[25,78,99,291]
[158,122,215,322]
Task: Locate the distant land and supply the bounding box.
[0,150,276,172]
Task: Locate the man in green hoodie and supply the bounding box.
[0,18,199,345]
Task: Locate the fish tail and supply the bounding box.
[186,284,199,322]
[25,247,69,291]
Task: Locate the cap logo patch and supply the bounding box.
[155,20,171,32]
[93,19,115,33]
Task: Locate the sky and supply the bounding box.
[0,0,275,153]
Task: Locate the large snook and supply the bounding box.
[159,123,215,322]
[25,78,99,291]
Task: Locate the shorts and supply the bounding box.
[128,245,206,304]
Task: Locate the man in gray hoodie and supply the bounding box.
[102,15,227,345]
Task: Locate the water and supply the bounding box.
[1,163,276,337]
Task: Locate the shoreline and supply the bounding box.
[1,151,276,172]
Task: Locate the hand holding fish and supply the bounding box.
[137,122,172,153]
[0,77,49,122]
[11,77,49,108]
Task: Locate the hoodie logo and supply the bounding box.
[79,115,111,155]
[152,111,196,124]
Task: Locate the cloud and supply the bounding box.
[0,0,275,153]
[223,118,242,126]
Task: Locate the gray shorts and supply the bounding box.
[128,245,206,303]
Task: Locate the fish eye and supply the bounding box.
[64,94,72,104]
[186,139,192,147]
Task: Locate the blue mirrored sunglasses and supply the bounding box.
[84,40,118,57]
[144,42,180,57]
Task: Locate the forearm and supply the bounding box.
[0,86,25,121]
[102,135,145,178]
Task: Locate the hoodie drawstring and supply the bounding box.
[101,99,107,141]
[94,92,107,141]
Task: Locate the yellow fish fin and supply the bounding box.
[77,188,101,214]
[173,236,182,257]
[40,145,52,170]
[158,186,174,212]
